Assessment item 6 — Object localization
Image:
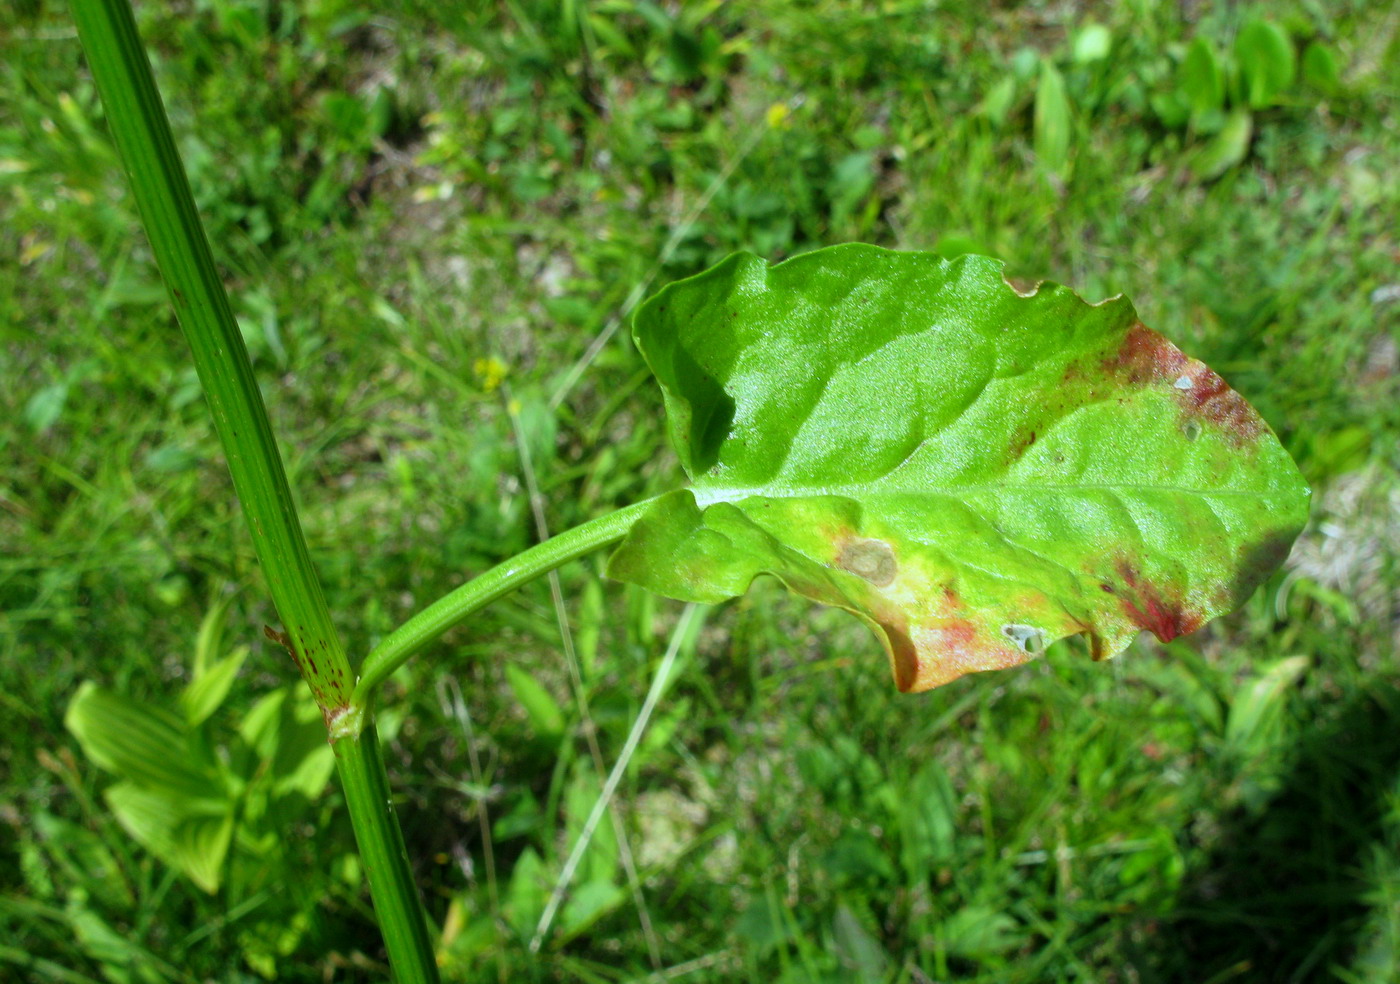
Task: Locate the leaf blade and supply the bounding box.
[609,246,1309,690]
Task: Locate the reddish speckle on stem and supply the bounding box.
[1110,561,1203,643]
[264,623,304,671]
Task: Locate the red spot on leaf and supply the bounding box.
[1175,366,1263,446]
[1104,323,1188,384]
[1110,561,1203,643]
[1102,322,1264,447]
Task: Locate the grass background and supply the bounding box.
[3,0,1399,980]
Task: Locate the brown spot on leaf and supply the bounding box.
[881,616,921,693]
[850,579,1031,692]
[837,538,898,586]
[1005,275,1043,296]
[1007,427,1037,464]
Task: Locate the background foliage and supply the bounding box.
[2,0,1397,981]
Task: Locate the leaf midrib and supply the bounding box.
[690,480,1284,508]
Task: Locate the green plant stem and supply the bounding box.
[69,1,438,979]
[352,496,661,707]
[67,0,351,717]
[333,723,438,984]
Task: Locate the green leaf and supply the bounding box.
[1225,654,1309,756]
[1235,20,1296,109]
[897,762,958,876]
[565,760,619,887]
[558,880,627,941]
[24,382,69,433]
[192,591,236,678]
[236,685,336,800]
[977,77,1017,128]
[1179,37,1226,116]
[1301,41,1342,95]
[1150,89,1191,129]
[1190,108,1253,181]
[1071,23,1112,65]
[170,812,236,895]
[64,901,169,984]
[181,645,248,728]
[822,829,895,885]
[33,812,135,912]
[65,683,226,801]
[1033,60,1072,173]
[832,904,891,982]
[608,246,1308,691]
[104,782,233,893]
[505,664,567,741]
[502,847,550,939]
[941,905,1023,960]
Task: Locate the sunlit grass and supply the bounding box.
[3,0,1398,980]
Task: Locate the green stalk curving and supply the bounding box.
[352,497,659,707]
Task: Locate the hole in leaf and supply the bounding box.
[1183,420,1202,442]
[1001,623,1046,653]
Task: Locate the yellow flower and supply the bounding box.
[473,356,508,393]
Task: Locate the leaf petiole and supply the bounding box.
[349,495,663,711]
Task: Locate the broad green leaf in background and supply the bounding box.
[65,683,226,802]
[170,813,237,895]
[1225,654,1311,756]
[941,904,1024,960]
[977,76,1017,128]
[1190,108,1253,181]
[1235,19,1297,109]
[105,782,233,893]
[1179,37,1226,116]
[236,685,337,800]
[558,880,628,942]
[33,813,135,912]
[181,645,248,728]
[503,847,550,940]
[832,903,892,982]
[192,591,235,678]
[1071,22,1112,65]
[1301,41,1342,95]
[608,246,1309,691]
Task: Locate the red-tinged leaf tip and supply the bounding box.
[1104,323,1264,447]
[903,619,1032,692]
